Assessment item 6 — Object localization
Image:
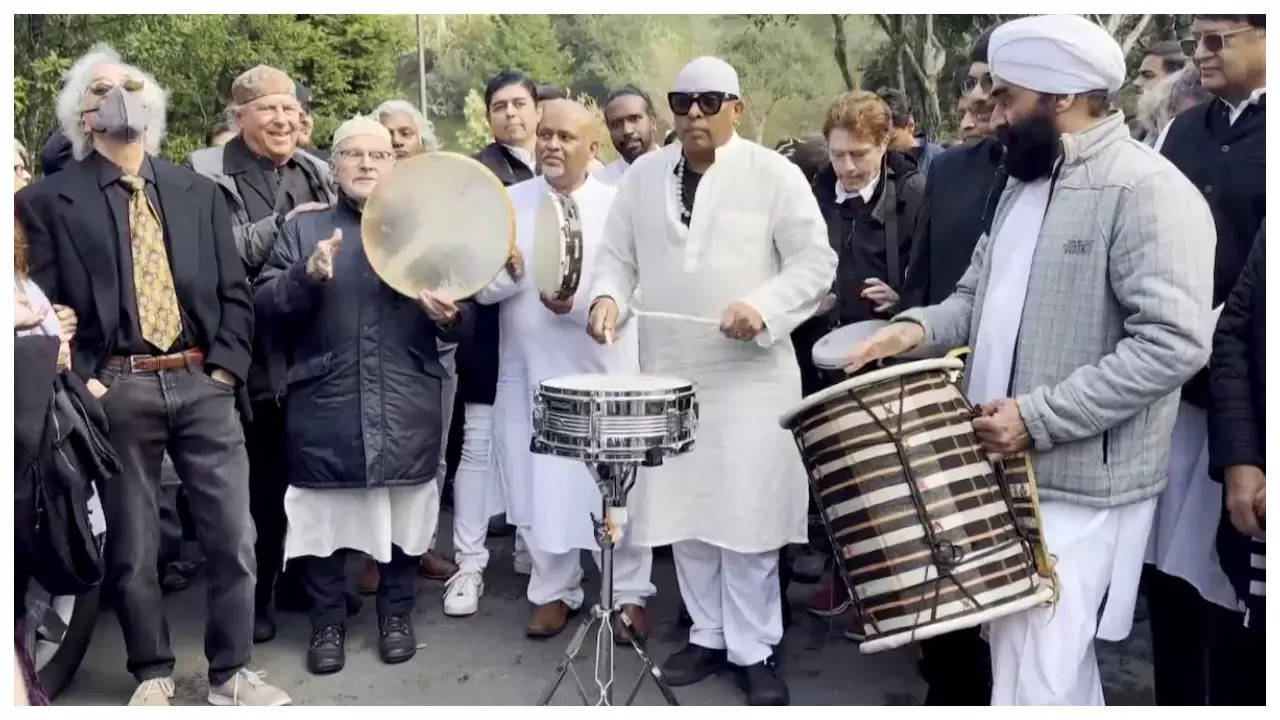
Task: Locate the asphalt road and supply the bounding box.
[56,510,1155,706]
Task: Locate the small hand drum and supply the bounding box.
[532,374,698,466]
[811,319,932,372]
[533,191,584,302]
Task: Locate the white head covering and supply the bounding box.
[330,114,391,150]
[673,56,741,96]
[989,15,1126,95]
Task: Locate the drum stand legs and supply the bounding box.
[537,462,679,706]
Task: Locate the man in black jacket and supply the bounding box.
[443,69,543,612]
[1207,230,1265,707]
[16,46,288,706]
[1147,13,1266,706]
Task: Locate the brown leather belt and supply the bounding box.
[107,348,206,375]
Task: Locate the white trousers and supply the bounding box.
[526,542,655,609]
[989,498,1157,705]
[427,345,458,552]
[672,540,782,667]
[452,402,502,572]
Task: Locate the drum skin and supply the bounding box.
[533,192,583,301]
[780,359,1055,653]
[362,152,515,301]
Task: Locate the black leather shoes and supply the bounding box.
[253,611,276,644]
[659,644,727,686]
[378,613,417,664]
[735,655,789,705]
[307,624,345,675]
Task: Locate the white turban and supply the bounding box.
[673,56,741,96]
[990,14,1126,95]
[330,114,391,150]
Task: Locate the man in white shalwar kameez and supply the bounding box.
[844,16,1215,706]
[479,100,653,640]
[593,84,660,187]
[587,57,837,706]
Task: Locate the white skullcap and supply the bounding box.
[672,56,741,96]
[330,115,391,150]
[990,14,1126,95]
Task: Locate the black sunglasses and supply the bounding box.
[1181,26,1256,56]
[668,91,738,117]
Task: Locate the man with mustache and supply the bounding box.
[594,84,661,186]
[1145,13,1266,706]
[254,116,472,675]
[1132,41,1190,145]
[588,56,837,705]
[477,99,651,639]
[843,15,1215,704]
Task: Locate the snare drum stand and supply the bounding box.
[537,459,680,706]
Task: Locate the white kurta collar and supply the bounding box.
[1222,86,1266,125]
[834,170,879,205]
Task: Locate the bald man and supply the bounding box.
[475,100,652,639]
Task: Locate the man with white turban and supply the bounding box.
[587,56,837,705]
[843,15,1216,704]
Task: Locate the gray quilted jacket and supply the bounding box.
[897,111,1216,507]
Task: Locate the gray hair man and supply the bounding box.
[16,44,288,706]
[375,99,439,159]
[845,15,1215,705]
[189,64,337,647]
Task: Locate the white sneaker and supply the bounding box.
[513,548,532,576]
[207,668,292,706]
[443,570,484,616]
[127,677,175,706]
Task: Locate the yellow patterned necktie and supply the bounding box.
[120,173,182,352]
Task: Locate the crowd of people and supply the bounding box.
[11,12,1265,707]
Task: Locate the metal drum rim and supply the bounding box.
[778,357,964,429]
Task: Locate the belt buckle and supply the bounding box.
[126,355,142,374]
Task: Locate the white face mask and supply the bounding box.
[86,84,149,142]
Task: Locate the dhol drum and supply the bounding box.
[362,152,514,301]
[532,191,583,302]
[810,320,933,382]
[532,374,698,466]
[779,357,1056,654]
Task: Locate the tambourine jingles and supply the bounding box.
[362,152,515,301]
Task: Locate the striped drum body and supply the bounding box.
[779,358,1056,654]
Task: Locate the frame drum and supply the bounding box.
[362,152,515,300]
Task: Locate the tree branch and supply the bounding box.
[1119,14,1154,54]
[831,14,855,90]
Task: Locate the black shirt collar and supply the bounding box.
[224,133,297,175]
[91,150,156,189]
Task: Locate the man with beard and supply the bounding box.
[1144,13,1266,706]
[588,56,837,705]
[1132,41,1190,145]
[594,84,661,186]
[843,15,1215,704]
[479,99,651,639]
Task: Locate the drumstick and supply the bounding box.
[634,310,721,326]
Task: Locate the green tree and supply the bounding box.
[466,14,572,89]
[453,88,491,155]
[719,20,826,143]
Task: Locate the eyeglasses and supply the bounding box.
[1181,26,1256,56]
[960,73,994,97]
[335,148,395,163]
[668,91,738,117]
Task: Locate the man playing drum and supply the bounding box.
[587,56,837,705]
[478,100,653,640]
[843,15,1216,705]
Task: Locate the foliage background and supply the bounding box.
[13,14,1189,166]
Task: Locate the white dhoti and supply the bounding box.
[283,481,440,563]
[1145,401,1239,610]
[989,497,1157,705]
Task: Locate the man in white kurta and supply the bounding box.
[479,100,654,639]
[588,57,837,706]
[846,16,1215,705]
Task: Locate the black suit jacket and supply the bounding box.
[16,154,254,385]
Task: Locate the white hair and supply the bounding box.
[56,43,168,160]
[374,99,439,151]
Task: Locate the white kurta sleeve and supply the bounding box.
[475,265,523,305]
[741,162,838,348]
[590,173,641,317]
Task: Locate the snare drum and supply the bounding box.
[533,191,584,302]
[779,358,1055,654]
[532,374,698,465]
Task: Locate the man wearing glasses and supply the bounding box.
[587,56,836,705]
[191,65,337,646]
[254,116,472,676]
[1146,13,1266,706]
